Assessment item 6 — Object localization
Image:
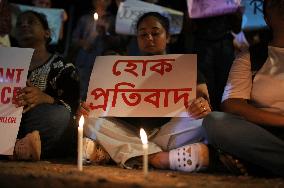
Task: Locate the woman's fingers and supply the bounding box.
[188,97,211,119]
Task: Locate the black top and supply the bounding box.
[28,54,80,115]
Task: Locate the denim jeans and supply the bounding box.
[203,112,284,176]
[18,103,71,158]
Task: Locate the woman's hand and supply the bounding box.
[15,81,54,113]
[187,97,211,119]
[77,101,90,118]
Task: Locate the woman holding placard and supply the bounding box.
[11,11,80,160]
[81,12,212,173]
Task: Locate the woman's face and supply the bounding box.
[15,13,50,47]
[137,16,170,55]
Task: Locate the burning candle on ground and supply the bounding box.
[140,128,148,178]
[78,116,84,171]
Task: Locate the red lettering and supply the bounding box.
[12,87,21,104]
[0,68,24,83]
[1,87,11,104]
[112,59,175,77]
[0,116,17,123]
[15,69,24,83]
[0,86,22,104]
[88,82,192,112]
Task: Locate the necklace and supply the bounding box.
[29,54,53,71]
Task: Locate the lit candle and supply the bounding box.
[78,116,84,171]
[93,12,99,21]
[92,12,99,34]
[140,128,148,178]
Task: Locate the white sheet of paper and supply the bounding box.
[86,54,196,118]
[115,0,183,35]
[0,47,34,155]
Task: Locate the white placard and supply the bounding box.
[0,47,34,155]
[86,54,196,118]
[13,4,64,44]
[115,0,183,35]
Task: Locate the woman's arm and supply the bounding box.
[222,98,284,127]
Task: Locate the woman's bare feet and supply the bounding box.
[149,152,170,169]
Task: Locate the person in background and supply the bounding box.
[203,0,284,177]
[12,11,80,160]
[0,0,12,47]
[72,0,112,100]
[191,9,243,110]
[80,12,212,173]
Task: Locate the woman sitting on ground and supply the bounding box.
[12,10,80,160]
[203,0,284,177]
[81,12,212,172]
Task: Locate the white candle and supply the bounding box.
[78,116,84,171]
[93,12,99,21]
[140,128,148,178]
[92,12,99,34]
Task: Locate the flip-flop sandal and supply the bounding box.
[169,143,209,172]
[218,150,248,176]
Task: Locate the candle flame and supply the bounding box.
[79,116,84,128]
[93,12,98,21]
[140,128,148,144]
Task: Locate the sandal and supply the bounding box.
[83,138,111,165]
[218,150,248,176]
[169,143,209,172]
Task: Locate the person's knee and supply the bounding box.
[202,112,233,145]
[30,104,70,134]
[46,105,70,127]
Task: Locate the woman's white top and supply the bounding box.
[222,46,284,114]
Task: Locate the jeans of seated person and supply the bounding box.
[203,112,284,177]
[18,103,71,158]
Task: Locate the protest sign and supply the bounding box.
[115,0,183,35]
[187,0,241,18]
[86,54,196,118]
[241,0,267,30]
[12,4,64,44]
[0,47,33,155]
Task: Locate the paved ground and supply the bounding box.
[0,160,283,188]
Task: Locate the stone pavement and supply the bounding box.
[0,161,283,188]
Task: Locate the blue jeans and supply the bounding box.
[18,104,71,158]
[203,112,284,176]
